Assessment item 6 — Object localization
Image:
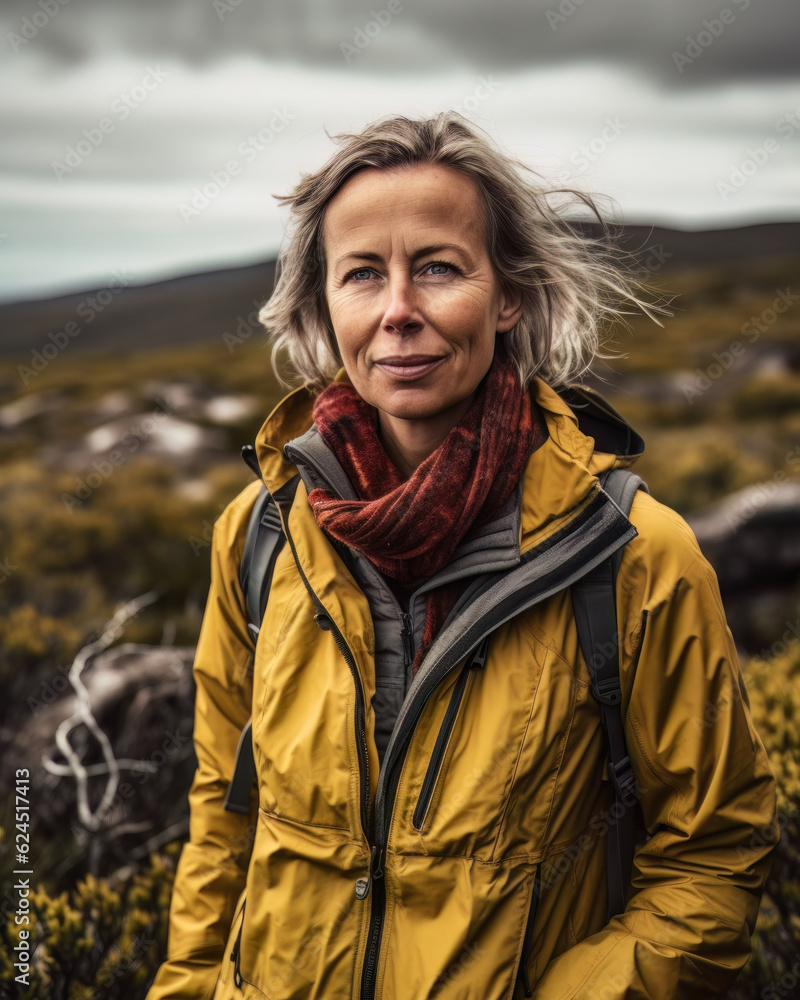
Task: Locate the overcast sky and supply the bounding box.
[1,0,798,302]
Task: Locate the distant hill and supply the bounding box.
[2,221,798,359]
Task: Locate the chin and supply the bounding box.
[378,398,455,422]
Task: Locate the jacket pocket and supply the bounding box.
[412,656,478,831]
[516,866,541,999]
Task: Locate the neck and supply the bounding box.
[377,393,476,478]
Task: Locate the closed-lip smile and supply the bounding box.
[373,354,446,381]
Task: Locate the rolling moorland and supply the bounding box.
[0,223,799,997]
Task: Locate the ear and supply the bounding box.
[496,284,524,333]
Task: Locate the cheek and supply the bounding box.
[436,286,498,331]
[326,297,355,345]
[443,305,499,359]
[325,289,344,328]
[328,287,372,325]
[327,304,370,367]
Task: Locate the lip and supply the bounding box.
[373,355,446,381]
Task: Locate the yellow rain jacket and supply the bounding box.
[146,373,776,1000]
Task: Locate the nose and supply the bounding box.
[381,273,423,335]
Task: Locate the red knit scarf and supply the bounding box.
[308,344,547,676]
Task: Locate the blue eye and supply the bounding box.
[350,268,373,281]
[426,261,455,275]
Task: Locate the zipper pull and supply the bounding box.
[401,613,415,669]
[371,843,384,880]
[230,905,245,987]
[470,635,490,670]
[355,843,384,899]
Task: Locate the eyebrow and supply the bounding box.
[334,242,476,270]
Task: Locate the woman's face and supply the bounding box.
[322,163,522,425]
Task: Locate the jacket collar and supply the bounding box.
[283,420,525,603]
[254,368,642,551]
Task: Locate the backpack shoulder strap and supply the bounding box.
[239,482,285,640]
[603,468,649,575]
[224,448,286,814]
[571,467,648,918]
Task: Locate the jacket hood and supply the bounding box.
[254,369,644,551]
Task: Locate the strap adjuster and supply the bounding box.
[608,755,638,803]
[591,676,622,706]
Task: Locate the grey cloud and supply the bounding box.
[2,0,799,83]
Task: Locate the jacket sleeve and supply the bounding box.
[146,484,262,1000]
[533,493,777,999]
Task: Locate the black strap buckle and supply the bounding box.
[591,676,622,706]
[608,755,638,804]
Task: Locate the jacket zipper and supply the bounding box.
[412,637,488,831]
[304,600,383,1000]
[360,636,490,1000]
[303,601,382,998]
[360,845,385,1000]
[230,900,246,989]
[516,866,541,998]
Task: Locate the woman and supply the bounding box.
[147,113,776,999]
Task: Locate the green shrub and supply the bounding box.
[0,841,178,999]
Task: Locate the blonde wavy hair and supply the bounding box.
[259,112,665,392]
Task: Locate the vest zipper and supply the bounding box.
[230,900,246,989]
[412,636,488,831]
[516,866,541,998]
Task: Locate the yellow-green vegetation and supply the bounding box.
[604,256,799,380]
[598,256,800,513]
[0,336,285,682]
[729,640,800,999]
[0,838,178,998]
[0,454,254,680]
